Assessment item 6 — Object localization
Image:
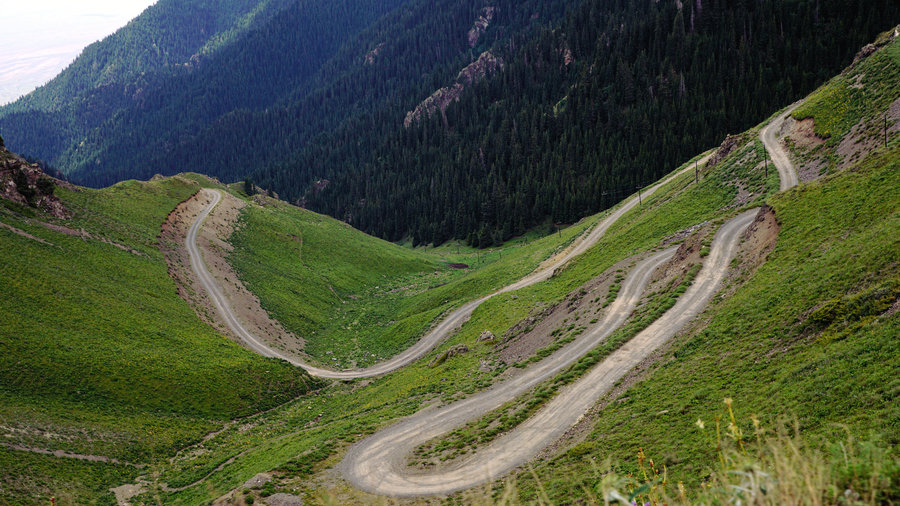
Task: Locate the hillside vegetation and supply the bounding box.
[228,197,591,367]
[0,164,318,504]
[0,12,897,506]
[125,112,779,504]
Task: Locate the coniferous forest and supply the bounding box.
[0,0,896,246]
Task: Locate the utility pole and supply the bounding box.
[695,160,699,184]
[764,149,768,179]
[637,186,643,206]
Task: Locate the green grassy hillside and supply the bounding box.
[228,198,592,367]
[2,27,896,506]
[0,169,318,504]
[512,139,899,505]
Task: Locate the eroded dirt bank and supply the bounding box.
[159,189,306,356]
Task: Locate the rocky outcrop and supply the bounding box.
[705,134,743,169]
[364,43,384,65]
[468,7,496,48]
[477,330,495,342]
[404,51,504,128]
[429,344,469,367]
[0,148,69,218]
[852,26,898,66]
[457,50,503,84]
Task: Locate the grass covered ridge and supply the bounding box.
[0,174,318,504]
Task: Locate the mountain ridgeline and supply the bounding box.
[0,0,896,246]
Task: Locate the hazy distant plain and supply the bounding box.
[0,0,156,105]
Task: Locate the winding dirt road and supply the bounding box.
[337,116,800,496]
[181,116,801,496]
[187,155,708,379]
[341,209,758,496]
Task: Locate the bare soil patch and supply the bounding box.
[160,190,306,355]
[786,117,826,150]
[890,97,900,133]
[706,134,743,168]
[836,98,900,171]
[783,116,827,182]
[111,483,146,506]
[837,117,881,171]
[736,206,780,275]
[495,255,640,366]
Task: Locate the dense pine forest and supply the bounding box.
[0,0,896,246]
[271,0,897,246]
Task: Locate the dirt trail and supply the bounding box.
[187,155,709,379]
[0,221,55,246]
[760,102,803,191]
[172,189,305,354]
[1,443,142,467]
[339,209,757,496]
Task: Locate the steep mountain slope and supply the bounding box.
[0,12,897,506]
[285,0,898,246]
[2,0,294,114]
[0,0,411,180]
[1,0,894,249]
[0,161,322,504]
[0,146,590,504]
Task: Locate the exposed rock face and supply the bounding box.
[457,50,503,84]
[429,344,469,367]
[477,330,495,342]
[851,25,898,66]
[404,51,504,128]
[364,43,384,65]
[468,7,496,48]
[562,46,574,67]
[404,83,465,128]
[0,148,69,218]
[706,134,742,168]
